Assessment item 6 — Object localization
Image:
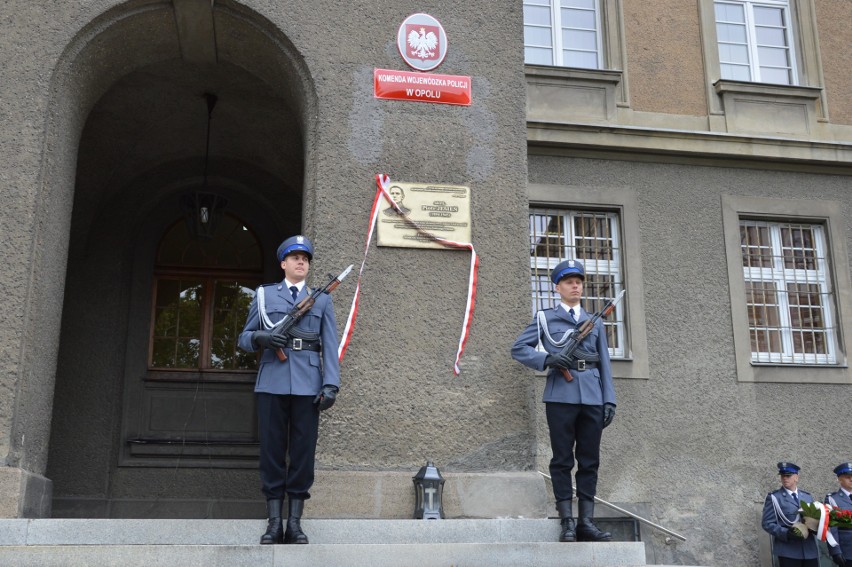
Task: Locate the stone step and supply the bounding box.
[0,518,619,545]
[0,542,649,567]
[0,519,703,567]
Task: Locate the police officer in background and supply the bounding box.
[511,259,616,543]
[826,462,852,567]
[761,462,820,567]
[238,235,340,545]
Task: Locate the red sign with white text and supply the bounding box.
[374,68,472,106]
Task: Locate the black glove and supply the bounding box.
[603,403,616,428]
[544,353,572,369]
[788,526,804,539]
[832,555,846,567]
[314,385,338,411]
[252,330,288,350]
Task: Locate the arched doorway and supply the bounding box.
[45,2,316,518]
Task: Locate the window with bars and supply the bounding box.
[529,208,626,358]
[714,0,796,84]
[740,219,837,364]
[524,0,602,69]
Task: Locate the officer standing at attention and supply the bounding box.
[761,462,820,567]
[826,462,852,567]
[238,235,340,545]
[511,259,616,543]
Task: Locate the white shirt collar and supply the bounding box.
[561,303,581,319]
[284,279,306,292]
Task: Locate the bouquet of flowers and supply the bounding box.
[797,501,852,545]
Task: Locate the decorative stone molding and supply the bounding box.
[714,80,823,137]
[525,66,623,124]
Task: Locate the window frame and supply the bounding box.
[524,0,629,120]
[528,181,649,380]
[722,195,851,383]
[147,270,260,377]
[698,0,828,122]
[714,0,798,85]
[524,0,604,69]
[145,213,264,380]
[529,208,627,358]
[739,219,837,364]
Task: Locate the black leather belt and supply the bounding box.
[568,360,598,371]
[285,338,321,352]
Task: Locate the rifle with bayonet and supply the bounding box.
[273,264,353,362]
[556,289,626,382]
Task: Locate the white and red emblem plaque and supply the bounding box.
[397,13,448,72]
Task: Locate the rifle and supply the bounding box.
[273,264,354,362]
[557,289,626,382]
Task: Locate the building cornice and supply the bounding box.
[527,120,852,173]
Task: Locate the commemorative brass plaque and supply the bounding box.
[377,181,471,249]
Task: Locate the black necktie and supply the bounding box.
[289,286,298,301]
[569,308,576,321]
[792,492,799,506]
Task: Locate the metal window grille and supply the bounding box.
[740,219,837,364]
[529,208,626,358]
[715,0,796,84]
[523,0,602,69]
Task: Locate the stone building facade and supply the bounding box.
[0,1,849,565]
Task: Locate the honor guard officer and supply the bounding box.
[762,462,820,567]
[238,235,340,545]
[826,462,852,567]
[511,259,616,543]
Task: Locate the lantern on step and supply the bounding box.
[412,461,445,519]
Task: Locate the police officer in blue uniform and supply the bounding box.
[761,462,820,567]
[826,462,852,566]
[511,259,616,543]
[238,235,340,545]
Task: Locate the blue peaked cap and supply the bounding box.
[551,259,585,284]
[777,462,800,475]
[277,235,314,262]
[834,462,852,476]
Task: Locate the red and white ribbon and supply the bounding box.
[338,174,479,375]
[816,503,839,547]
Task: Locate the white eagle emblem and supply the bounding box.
[296,236,304,243]
[408,27,438,60]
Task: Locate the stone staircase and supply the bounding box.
[0,518,697,566]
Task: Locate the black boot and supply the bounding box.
[260,499,283,544]
[284,498,309,544]
[556,499,576,542]
[575,499,612,542]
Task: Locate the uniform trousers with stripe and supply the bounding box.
[546,402,604,504]
[256,393,320,501]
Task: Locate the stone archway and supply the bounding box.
[5,0,317,518]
